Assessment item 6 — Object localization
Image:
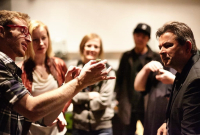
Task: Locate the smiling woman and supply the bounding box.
[71,33,116,135]
[79,33,104,64]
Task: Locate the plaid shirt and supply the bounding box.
[0,52,31,135]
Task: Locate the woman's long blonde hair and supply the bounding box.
[25,20,54,60]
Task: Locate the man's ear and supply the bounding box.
[0,26,5,38]
[185,41,192,54]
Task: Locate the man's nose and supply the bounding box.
[25,34,32,42]
[159,47,166,54]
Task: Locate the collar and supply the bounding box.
[0,51,22,76]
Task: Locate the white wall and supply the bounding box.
[11,0,200,54]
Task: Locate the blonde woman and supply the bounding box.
[18,20,69,135]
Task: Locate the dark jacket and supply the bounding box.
[115,45,161,125]
[167,54,200,134]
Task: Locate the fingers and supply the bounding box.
[102,76,116,80]
[90,59,107,64]
[101,66,112,76]
[158,68,167,74]
[65,66,81,83]
[78,60,116,87]
[163,129,167,135]
[72,67,82,78]
[65,66,76,79]
[88,59,107,69]
[157,126,164,135]
[157,123,167,135]
[148,61,163,72]
[101,68,116,80]
[155,74,162,80]
[87,59,107,65]
[100,66,116,80]
[74,67,82,78]
[67,66,77,73]
[99,59,108,64]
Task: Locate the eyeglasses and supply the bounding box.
[6,24,31,39]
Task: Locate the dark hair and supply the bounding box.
[133,23,151,38]
[156,21,197,54]
[133,29,150,38]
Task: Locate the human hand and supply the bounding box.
[156,69,175,84]
[57,113,67,126]
[57,113,67,132]
[89,92,100,99]
[144,61,163,72]
[157,123,167,135]
[77,59,115,88]
[65,66,81,83]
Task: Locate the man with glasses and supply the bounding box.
[0,10,115,135]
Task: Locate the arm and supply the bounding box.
[134,61,163,91]
[13,60,115,124]
[115,53,128,100]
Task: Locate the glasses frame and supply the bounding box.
[6,24,30,38]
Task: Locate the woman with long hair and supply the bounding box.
[18,20,69,135]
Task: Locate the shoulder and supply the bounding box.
[51,57,66,64]
[184,60,200,87]
[119,50,134,62]
[49,57,67,67]
[122,49,133,57]
[190,62,200,79]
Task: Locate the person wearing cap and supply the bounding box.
[114,23,168,135]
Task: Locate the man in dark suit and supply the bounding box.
[156,21,200,135]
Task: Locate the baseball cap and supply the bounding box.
[133,23,151,38]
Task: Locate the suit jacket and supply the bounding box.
[167,54,200,135]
